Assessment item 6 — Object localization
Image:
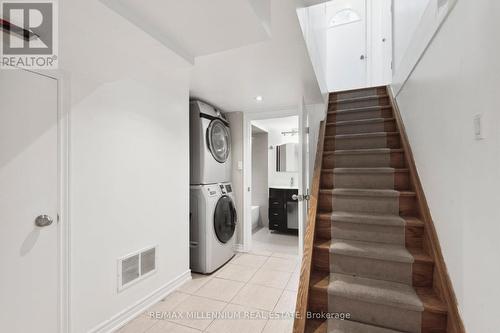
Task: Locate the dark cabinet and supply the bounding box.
[268,188,298,232]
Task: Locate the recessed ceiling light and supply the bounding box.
[255,95,263,102]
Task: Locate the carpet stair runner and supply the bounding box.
[305,86,448,333]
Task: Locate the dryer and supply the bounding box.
[189,182,237,274]
[190,100,232,185]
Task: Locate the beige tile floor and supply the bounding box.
[117,250,300,333]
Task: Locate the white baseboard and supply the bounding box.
[89,270,191,333]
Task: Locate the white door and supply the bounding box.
[0,69,60,333]
[297,100,310,258]
[327,0,367,92]
[368,0,393,86]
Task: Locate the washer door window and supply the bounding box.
[207,119,230,163]
[213,195,236,243]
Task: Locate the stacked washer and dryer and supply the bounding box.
[189,100,237,274]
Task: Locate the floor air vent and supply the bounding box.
[118,246,157,291]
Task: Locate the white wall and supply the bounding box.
[306,103,327,184]
[252,116,300,188]
[392,1,500,331]
[60,1,191,332]
[392,0,430,71]
[251,131,269,228]
[227,112,245,245]
[297,3,329,98]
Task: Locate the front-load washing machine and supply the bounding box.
[189,182,237,273]
[190,100,232,185]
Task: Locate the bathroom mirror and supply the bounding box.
[276,143,298,172]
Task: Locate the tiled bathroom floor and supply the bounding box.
[252,227,299,255]
[117,250,300,333]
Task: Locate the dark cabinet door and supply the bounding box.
[268,188,298,232]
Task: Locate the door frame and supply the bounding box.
[241,106,305,258]
[26,68,71,333]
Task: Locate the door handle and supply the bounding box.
[292,194,311,201]
[360,55,365,60]
[35,215,53,227]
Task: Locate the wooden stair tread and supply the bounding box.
[334,94,389,104]
[328,105,392,114]
[329,85,386,98]
[310,271,329,290]
[319,188,415,197]
[322,168,409,174]
[314,238,431,266]
[323,148,403,155]
[404,216,424,227]
[315,239,330,251]
[416,288,448,314]
[326,131,399,139]
[408,247,434,264]
[326,117,395,127]
[308,272,447,314]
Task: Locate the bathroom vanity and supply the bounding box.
[268,187,299,232]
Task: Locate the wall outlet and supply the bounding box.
[473,114,484,140]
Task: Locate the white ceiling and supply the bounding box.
[252,116,299,133]
[251,125,268,135]
[302,0,332,6]
[101,0,272,63]
[101,0,325,113]
[190,0,324,112]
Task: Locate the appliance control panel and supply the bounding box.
[206,186,219,197]
[217,184,232,194]
[219,184,227,195]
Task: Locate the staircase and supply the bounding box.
[297,86,453,333]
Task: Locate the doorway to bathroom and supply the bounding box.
[248,115,301,256]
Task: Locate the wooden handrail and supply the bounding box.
[293,119,326,333]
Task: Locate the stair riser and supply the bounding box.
[328,319,404,333]
[330,96,390,111]
[330,87,386,100]
[329,296,422,333]
[324,134,400,150]
[326,120,396,136]
[322,151,404,169]
[313,246,330,272]
[309,287,328,313]
[406,224,424,249]
[319,194,416,216]
[334,172,394,190]
[316,216,419,244]
[422,310,447,333]
[327,108,393,122]
[330,152,390,168]
[321,171,410,191]
[332,194,399,215]
[332,222,405,245]
[413,261,434,287]
[330,254,412,285]
[314,242,434,287]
